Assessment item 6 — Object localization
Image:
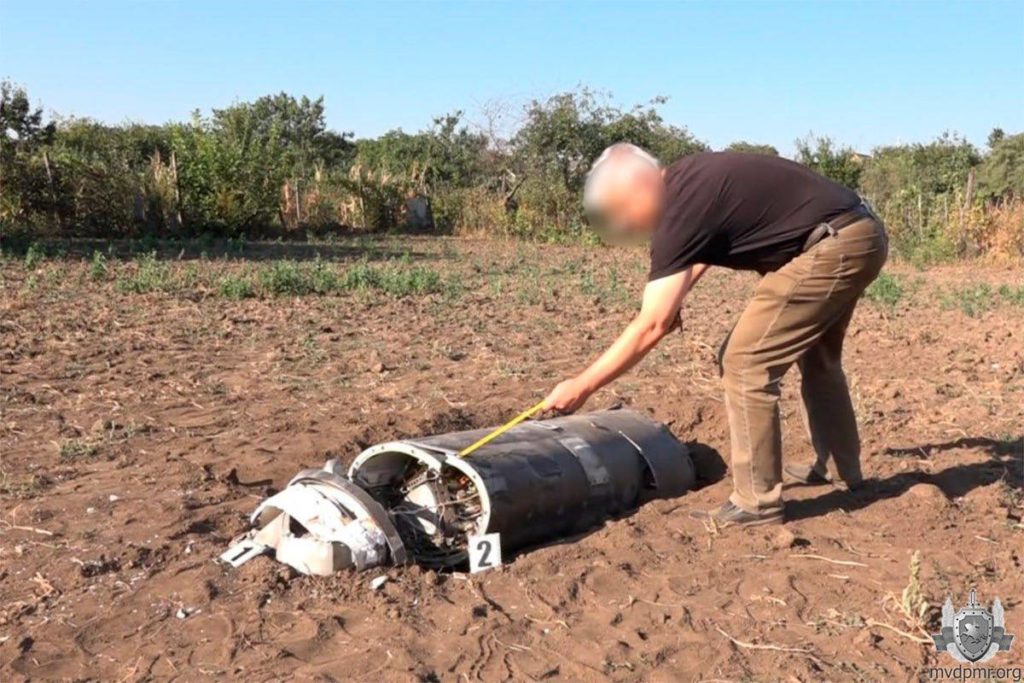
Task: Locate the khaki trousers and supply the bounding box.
[719,218,888,514]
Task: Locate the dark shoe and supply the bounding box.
[835,477,866,492]
[785,463,866,491]
[784,463,832,485]
[688,501,784,527]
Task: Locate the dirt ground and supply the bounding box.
[2,237,1022,682]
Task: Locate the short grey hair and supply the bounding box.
[583,143,661,212]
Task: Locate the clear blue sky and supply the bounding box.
[1,0,1021,155]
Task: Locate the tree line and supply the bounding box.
[2,82,1021,260]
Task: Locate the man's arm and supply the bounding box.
[544,263,709,412]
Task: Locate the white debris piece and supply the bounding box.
[219,466,406,577]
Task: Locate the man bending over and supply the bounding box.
[543,144,888,526]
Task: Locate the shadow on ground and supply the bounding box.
[685,441,729,488]
[786,435,1022,522]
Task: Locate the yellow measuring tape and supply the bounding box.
[458,400,547,457]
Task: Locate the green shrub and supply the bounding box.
[258,261,314,296]
[115,252,175,293]
[219,273,255,299]
[864,271,905,308]
[89,250,108,281]
[941,283,996,317]
[340,262,381,291]
[997,283,1024,305]
[23,242,44,269]
[59,438,100,461]
[310,258,341,294]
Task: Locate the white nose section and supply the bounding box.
[219,466,406,576]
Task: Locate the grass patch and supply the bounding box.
[864,271,905,309]
[0,471,53,499]
[258,261,318,296]
[100,252,454,300]
[115,252,176,293]
[218,272,256,299]
[891,232,959,268]
[254,259,447,297]
[940,283,997,317]
[997,283,1024,306]
[23,242,45,269]
[90,250,108,281]
[59,437,101,461]
[374,265,443,297]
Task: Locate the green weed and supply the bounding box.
[865,272,905,309]
[180,263,200,289]
[23,242,44,269]
[90,250,108,281]
[579,270,598,296]
[340,262,380,291]
[116,252,175,293]
[43,264,65,288]
[997,283,1024,306]
[258,261,315,296]
[442,273,465,301]
[219,273,255,299]
[515,281,541,306]
[489,275,506,297]
[0,470,52,499]
[380,266,442,296]
[310,258,341,293]
[941,283,996,317]
[59,438,100,461]
[250,259,449,298]
[339,262,444,297]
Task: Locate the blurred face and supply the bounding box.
[588,163,665,238]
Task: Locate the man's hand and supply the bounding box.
[541,265,709,413]
[543,377,593,414]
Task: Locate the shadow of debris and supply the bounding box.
[786,435,1022,522]
[686,441,728,488]
[494,440,724,565]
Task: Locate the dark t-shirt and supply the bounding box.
[648,152,861,278]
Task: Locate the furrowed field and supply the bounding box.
[1,236,1021,681]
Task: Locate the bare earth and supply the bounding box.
[2,237,1022,682]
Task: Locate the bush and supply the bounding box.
[115,252,175,293]
[864,272,905,308]
[794,135,863,189]
[219,272,255,299]
[2,80,1022,258]
[89,250,108,281]
[23,242,45,269]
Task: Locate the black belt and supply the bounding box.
[802,203,876,253]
